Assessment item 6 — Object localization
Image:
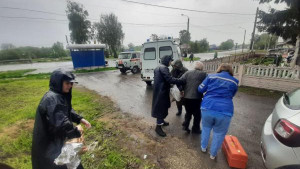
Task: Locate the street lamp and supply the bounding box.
[181,14,189,33]
[239,27,246,53]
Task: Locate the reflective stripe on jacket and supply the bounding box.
[198,71,239,116]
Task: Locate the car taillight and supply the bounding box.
[273,119,300,147]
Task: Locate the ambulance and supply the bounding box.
[140,39,182,85]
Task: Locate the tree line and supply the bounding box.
[0,42,68,61]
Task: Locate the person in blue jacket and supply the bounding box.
[198,63,239,160]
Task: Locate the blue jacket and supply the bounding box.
[198,71,239,116]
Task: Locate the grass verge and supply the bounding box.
[74,67,117,73]
[0,70,151,169]
[183,57,200,61]
[238,86,284,99]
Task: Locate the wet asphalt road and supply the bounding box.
[76,64,278,169]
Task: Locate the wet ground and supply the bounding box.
[76,64,278,169]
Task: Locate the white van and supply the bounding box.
[140,39,181,85]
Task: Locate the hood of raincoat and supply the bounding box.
[161,55,173,67]
[172,59,184,70]
[49,69,76,94]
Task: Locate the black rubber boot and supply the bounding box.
[155,125,166,137]
[182,126,191,133]
[192,128,202,134]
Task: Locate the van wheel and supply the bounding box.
[131,66,139,74]
[146,81,152,86]
[120,69,126,73]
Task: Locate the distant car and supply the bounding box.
[115,51,141,74]
[265,49,279,58]
[261,88,300,169]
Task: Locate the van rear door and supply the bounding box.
[142,43,157,79]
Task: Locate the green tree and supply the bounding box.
[66,1,91,44]
[95,13,124,58]
[219,39,234,50]
[1,43,15,50]
[258,0,299,44]
[151,34,159,41]
[258,0,300,66]
[198,38,209,53]
[52,42,67,58]
[179,30,191,44]
[128,43,135,50]
[253,33,278,50]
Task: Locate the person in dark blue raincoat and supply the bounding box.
[32,69,91,169]
[151,55,185,137]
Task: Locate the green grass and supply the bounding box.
[74,67,117,73]
[0,69,36,79]
[183,57,200,61]
[32,57,72,63]
[0,70,149,169]
[238,86,284,99]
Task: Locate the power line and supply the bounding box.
[0,15,185,27]
[0,6,66,16]
[0,16,67,22]
[121,0,255,16]
[191,22,252,28]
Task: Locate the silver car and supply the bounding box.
[261,88,300,168]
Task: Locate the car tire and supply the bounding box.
[146,81,152,86]
[131,66,139,74]
[120,69,126,73]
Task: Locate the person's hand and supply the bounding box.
[80,118,91,129]
[76,125,83,135]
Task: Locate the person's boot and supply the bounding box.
[182,126,191,133]
[192,128,202,134]
[155,125,166,137]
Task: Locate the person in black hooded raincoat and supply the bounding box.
[151,55,185,137]
[32,69,91,169]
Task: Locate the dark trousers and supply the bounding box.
[176,100,183,113]
[183,98,201,130]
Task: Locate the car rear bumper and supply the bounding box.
[261,114,299,168]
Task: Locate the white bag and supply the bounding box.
[170,86,181,102]
[54,142,83,169]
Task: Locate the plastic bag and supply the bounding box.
[54,142,83,169]
[170,86,181,102]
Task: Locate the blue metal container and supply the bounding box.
[70,50,105,69]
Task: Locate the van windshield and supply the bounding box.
[118,53,131,59]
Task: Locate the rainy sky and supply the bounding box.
[0,0,285,48]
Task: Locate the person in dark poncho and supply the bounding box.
[170,59,188,116]
[32,69,91,169]
[151,55,185,137]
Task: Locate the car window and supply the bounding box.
[159,46,173,58]
[284,89,300,110]
[144,48,156,60]
[118,53,131,59]
[132,53,137,59]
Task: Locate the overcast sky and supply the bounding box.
[0,0,285,48]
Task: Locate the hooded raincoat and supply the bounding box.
[151,55,185,119]
[32,69,84,169]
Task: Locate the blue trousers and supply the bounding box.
[201,109,232,157]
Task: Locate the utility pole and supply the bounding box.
[239,27,247,53]
[181,14,190,33]
[250,7,259,51]
[235,43,238,56]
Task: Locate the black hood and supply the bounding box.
[172,59,184,70]
[49,69,75,94]
[161,55,173,67]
